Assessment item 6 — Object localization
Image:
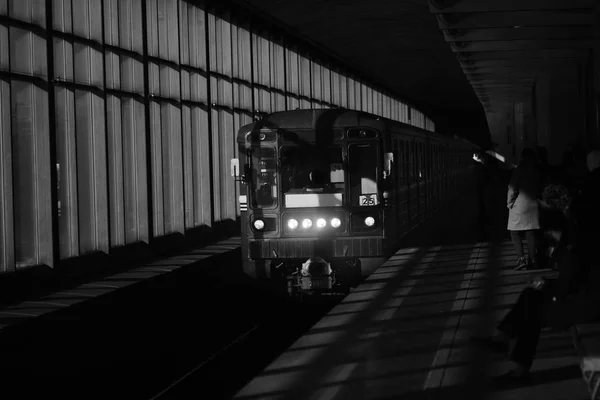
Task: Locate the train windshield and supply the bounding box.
[281,145,345,207]
[250,147,277,208]
[348,143,380,206]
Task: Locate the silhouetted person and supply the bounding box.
[507,148,542,270]
[574,150,600,269]
[535,146,550,186]
[557,150,575,187]
[472,184,600,380]
[307,169,327,189]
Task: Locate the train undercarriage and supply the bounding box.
[245,256,366,300]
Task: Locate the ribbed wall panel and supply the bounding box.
[0,0,438,274]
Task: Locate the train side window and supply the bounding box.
[422,143,426,181]
[398,140,405,186]
[417,142,422,181]
[408,141,413,184]
[437,147,440,173]
[250,147,277,209]
[427,143,432,180]
[348,143,379,206]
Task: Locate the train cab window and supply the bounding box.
[281,145,345,194]
[250,147,277,208]
[348,143,379,206]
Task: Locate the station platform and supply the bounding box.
[0,236,246,400]
[234,182,593,400]
[0,238,241,333]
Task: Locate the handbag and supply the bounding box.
[581,357,600,400]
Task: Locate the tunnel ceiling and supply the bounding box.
[429,0,596,119]
[234,0,597,146]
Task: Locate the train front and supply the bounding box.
[232,111,393,297]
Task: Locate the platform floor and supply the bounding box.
[235,184,591,400]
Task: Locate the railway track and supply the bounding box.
[148,295,337,400]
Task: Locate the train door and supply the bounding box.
[395,138,409,239]
[425,141,432,219]
[442,144,449,203]
[408,140,418,229]
[417,141,426,224]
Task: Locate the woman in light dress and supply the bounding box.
[507,148,542,270]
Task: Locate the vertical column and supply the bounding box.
[298,50,312,109]
[285,45,300,110]
[252,28,271,115]
[320,64,331,108]
[5,1,53,269]
[146,0,184,236]
[179,1,211,229]
[311,59,322,108]
[104,0,149,247]
[270,36,285,112]
[0,5,14,272]
[208,11,236,223]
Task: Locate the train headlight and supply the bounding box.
[364,216,375,227]
[302,218,313,229]
[253,219,265,230]
[330,218,341,228]
[288,218,299,230]
[316,218,327,228]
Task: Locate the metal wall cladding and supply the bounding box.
[104,0,148,248]
[321,65,332,106]
[270,39,286,112]
[252,31,272,114]
[230,21,253,217]
[347,77,360,111]
[53,0,109,258]
[0,78,14,272]
[311,61,323,107]
[180,1,211,230]
[208,14,236,223]
[147,0,185,236]
[0,0,437,274]
[0,0,53,273]
[285,46,300,110]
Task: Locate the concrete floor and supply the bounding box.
[235,182,592,400]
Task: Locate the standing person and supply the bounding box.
[507,148,542,270]
[471,183,600,380]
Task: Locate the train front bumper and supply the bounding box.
[247,237,385,260]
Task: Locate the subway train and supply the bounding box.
[231,109,475,297]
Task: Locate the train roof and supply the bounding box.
[237,109,472,147]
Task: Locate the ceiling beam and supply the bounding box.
[473,87,533,93]
[443,26,594,42]
[461,59,577,70]
[464,68,543,76]
[436,10,593,29]
[467,75,540,83]
[456,48,588,61]
[429,0,594,13]
[450,39,593,52]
